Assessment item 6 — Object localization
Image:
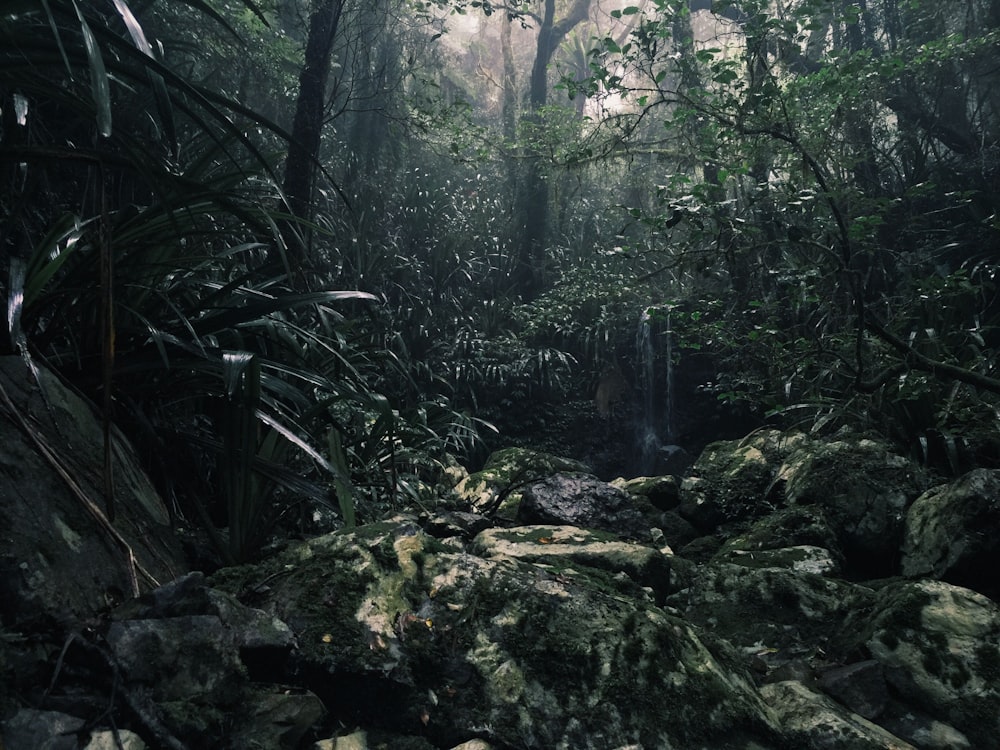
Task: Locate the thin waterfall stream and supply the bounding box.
[636,306,678,475]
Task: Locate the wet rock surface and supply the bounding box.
[3,431,999,749]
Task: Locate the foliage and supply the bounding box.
[0,0,492,564]
[554,0,1000,466]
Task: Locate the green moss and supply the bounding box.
[873,586,934,650]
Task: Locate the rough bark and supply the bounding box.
[280,0,345,268]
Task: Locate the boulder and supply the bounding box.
[776,435,927,578]
[717,505,842,563]
[677,562,874,674]
[901,468,1000,599]
[761,680,916,749]
[472,524,674,601]
[681,430,810,527]
[1,709,85,750]
[451,447,590,518]
[211,518,784,749]
[615,474,681,511]
[516,472,650,539]
[714,545,841,577]
[817,660,889,720]
[0,357,187,629]
[835,579,1000,748]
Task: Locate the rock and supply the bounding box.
[714,545,841,577]
[472,524,674,601]
[761,680,916,749]
[421,510,492,540]
[654,509,700,549]
[818,660,888,719]
[678,562,874,676]
[211,519,784,749]
[107,615,246,705]
[0,357,187,629]
[681,430,809,528]
[4,426,995,749]
[1,708,84,750]
[516,473,649,539]
[314,730,369,749]
[231,685,325,750]
[616,474,681,510]
[717,505,843,563]
[102,571,302,742]
[837,579,1000,748]
[313,729,441,749]
[83,729,147,750]
[451,447,589,518]
[677,476,728,531]
[776,435,927,578]
[901,468,1000,599]
[878,706,972,750]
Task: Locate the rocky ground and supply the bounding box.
[2,357,999,749]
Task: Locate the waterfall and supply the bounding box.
[636,306,678,476]
[637,309,660,475]
[664,308,675,444]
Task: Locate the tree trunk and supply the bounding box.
[516,0,592,299]
[280,0,345,269]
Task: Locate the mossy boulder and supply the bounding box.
[211,516,782,749]
[678,562,875,664]
[761,680,917,749]
[679,429,807,530]
[901,468,1000,600]
[516,473,651,540]
[716,505,844,573]
[472,524,674,602]
[834,580,1000,748]
[775,435,928,578]
[451,448,590,518]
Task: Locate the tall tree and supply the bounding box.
[516,0,593,297]
[281,0,346,270]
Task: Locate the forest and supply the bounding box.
[2,0,999,565]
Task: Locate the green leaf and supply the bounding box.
[327,428,356,528]
[71,0,112,137]
[713,68,739,85]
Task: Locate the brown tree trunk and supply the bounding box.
[516,0,592,299]
[279,0,345,269]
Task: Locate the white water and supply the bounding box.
[636,307,677,475]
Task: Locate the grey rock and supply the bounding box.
[901,468,1000,599]
[761,680,916,749]
[516,472,648,539]
[777,435,927,577]
[715,545,841,577]
[473,524,674,600]
[231,685,325,750]
[212,520,783,749]
[0,357,187,628]
[83,729,147,750]
[837,579,1000,748]
[1,709,84,750]
[617,474,681,510]
[818,660,888,719]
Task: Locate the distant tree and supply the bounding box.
[516,0,594,297]
[560,0,1000,462]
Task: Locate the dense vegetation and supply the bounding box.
[2,0,998,561]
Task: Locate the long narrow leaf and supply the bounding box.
[71,0,111,137]
[110,0,177,155]
[327,428,356,528]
